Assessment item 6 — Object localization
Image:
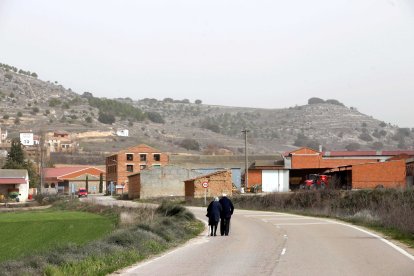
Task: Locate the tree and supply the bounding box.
[345,142,361,151]
[180,138,200,151]
[146,112,165,124]
[30,72,38,78]
[85,116,93,123]
[308,97,325,105]
[6,138,25,164]
[195,99,202,104]
[98,111,116,124]
[99,173,103,193]
[2,139,39,188]
[85,175,89,192]
[326,99,345,106]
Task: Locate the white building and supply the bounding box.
[20,132,34,146]
[0,169,30,202]
[116,129,129,137]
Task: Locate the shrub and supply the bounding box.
[146,112,165,124]
[359,132,373,142]
[98,112,116,124]
[180,138,200,151]
[345,142,360,151]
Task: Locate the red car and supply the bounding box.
[78,188,88,198]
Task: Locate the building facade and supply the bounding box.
[106,144,169,192]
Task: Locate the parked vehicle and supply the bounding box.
[300,174,329,190]
[78,188,88,198]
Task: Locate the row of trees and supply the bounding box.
[0,62,38,78]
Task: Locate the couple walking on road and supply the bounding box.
[206,194,234,236]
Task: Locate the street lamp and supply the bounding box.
[241,129,250,193]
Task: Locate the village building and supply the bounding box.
[285,147,414,190]
[184,170,233,199]
[247,160,290,193]
[106,144,169,192]
[0,169,29,202]
[46,131,77,153]
[128,165,202,199]
[42,166,105,194]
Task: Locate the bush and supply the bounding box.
[359,132,373,142]
[98,112,116,124]
[180,138,200,151]
[345,142,360,151]
[146,112,165,124]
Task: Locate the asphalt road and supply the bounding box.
[114,207,414,276]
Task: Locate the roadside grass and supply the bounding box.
[0,200,204,276]
[0,210,115,262]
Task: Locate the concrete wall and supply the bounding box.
[139,166,202,199]
[352,160,406,189]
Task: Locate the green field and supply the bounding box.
[0,210,115,262]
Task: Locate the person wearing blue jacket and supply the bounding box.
[206,197,222,236]
[219,193,234,236]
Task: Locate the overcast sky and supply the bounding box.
[0,0,413,127]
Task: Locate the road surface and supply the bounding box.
[114,207,414,276]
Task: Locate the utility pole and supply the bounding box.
[242,129,250,193]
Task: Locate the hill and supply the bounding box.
[1,62,413,164]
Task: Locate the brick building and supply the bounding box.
[286,147,414,190]
[184,170,233,199]
[106,144,169,192]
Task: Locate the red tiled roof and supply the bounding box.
[43,167,88,178]
[0,178,27,184]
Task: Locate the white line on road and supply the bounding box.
[281,248,287,255]
[273,222,333,226]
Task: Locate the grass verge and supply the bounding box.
[0,200,204,276]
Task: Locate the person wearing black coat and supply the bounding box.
[219,194,234,236]
[206,197,222,236]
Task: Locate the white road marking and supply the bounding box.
[273,222,333,226]
[281,248,287,255]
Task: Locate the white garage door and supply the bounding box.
[262,170,280,192]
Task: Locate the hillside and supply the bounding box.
[1,63,413,163]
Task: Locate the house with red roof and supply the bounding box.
[42,166,105,194]
[0,169,29,202]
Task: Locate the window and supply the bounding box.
[44,183,49,188]
[126,153,133,161]
[140,154,147,162]
[51,183,56,188]
[126,164,134,172]
[152,164,161,168]
[153,154,161,161]
[140,165,147,170]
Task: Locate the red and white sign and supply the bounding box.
[202,181,209,188]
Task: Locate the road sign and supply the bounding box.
[202,182,208,188]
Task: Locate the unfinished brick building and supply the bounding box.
[106,144,169,192]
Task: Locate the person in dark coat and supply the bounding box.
[219,193,234,236]
[206,197,222,236]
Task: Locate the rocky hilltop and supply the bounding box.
[1,63,413,162]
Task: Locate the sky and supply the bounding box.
[0,0,414,127]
